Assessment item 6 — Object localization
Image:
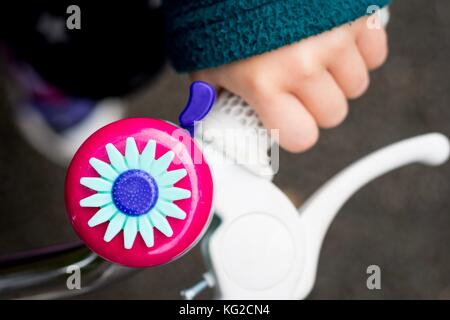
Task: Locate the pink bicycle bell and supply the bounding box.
[65,82,215,267]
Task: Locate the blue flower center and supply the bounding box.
[112,169,159,216]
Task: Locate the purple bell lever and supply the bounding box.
[179,81,216,136]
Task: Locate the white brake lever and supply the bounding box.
[295,133,450,299]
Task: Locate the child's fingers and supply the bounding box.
[328,43,370,99]
[293,72,348,129]
[249,92,319,152]
[355,23,388,70]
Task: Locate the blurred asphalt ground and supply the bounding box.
[0,1,450,299]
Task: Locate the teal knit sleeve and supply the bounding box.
[163,0,391,73]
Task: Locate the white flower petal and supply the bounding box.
[80,193,112,207]
[150,151,174,177]
[123,216,138,249]
[156,200,186,220]
[106,143,128,173]
[138,215,154,247]
[156,169,187,187]
[125,137,139,169]
[139,140,156,173]
[80,177,112,192]
[89,158,118,181]
[150,210,173,237]
[159,187,191,201]
[88,204,117,227]
[104,213,126,242]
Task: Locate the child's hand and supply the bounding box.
[191,15,388,152]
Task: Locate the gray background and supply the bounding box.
[1,0,450,299]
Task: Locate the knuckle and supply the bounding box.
[372,40,388,69]
[367,29,389,69]
[244,70,268,94]
[285,126,319,153]
[319,101,349,128]
[348,72,370,99]
[297,51,320,79]
[330,28,354,51]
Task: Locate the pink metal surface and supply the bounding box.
[65,118,214,267]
